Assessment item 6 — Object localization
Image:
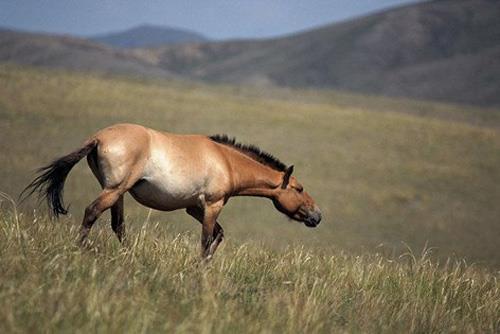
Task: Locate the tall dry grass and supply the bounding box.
[0,202,499,333]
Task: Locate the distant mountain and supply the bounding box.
[2,0,500,107]
[90,24,208,48]
[138,0,500,106]
[0,28,171,79]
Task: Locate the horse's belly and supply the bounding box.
[129,139,217,211]
[129,178,200,211]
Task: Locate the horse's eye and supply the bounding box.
[296,187,304,193]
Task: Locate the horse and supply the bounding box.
[22,123,322,258]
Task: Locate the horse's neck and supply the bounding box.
[227,152,282,198]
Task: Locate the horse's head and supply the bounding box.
[272,166,322,227]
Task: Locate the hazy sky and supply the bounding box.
[1,0,420,39]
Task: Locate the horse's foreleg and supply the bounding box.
[80,189,123,246]
[186,204,224,258]
[111,195,125,243]
[208,224,224,256]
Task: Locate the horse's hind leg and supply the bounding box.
[111,195,125,243]
[80,189,123,245]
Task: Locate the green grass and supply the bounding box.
[1,64,500,332]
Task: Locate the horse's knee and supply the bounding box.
[84,192,119,226]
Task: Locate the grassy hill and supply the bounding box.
[0,28,172,79]
[142,0,500,106]
[0,65,499,267]
[0,65,499,332]
[90,24,208,48]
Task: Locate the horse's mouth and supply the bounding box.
[304,218,319,228]
[293,208,322,228]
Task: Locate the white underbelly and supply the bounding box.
[129,178,201,211]
[128,146,208,211]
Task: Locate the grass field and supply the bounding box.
[0,65,499,332]
[1,211,499,333]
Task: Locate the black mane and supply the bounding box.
[209,134,288,172]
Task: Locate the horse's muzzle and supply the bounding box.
[304,208,322,227]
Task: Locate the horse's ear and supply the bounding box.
[281,165,294,189]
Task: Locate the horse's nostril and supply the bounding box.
[312,209,322,225]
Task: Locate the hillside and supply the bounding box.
[90,24,208,48]
[1,64,500,331]
[0,28,172,79]
[141,0,500,106]
[1,65,499,267]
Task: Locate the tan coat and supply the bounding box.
[23,123,321,258]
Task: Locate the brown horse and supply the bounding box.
[23,123,322,258]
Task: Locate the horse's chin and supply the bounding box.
[286,213,318,228]
[303,219,319,228]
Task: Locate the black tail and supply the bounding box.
[21,139,98,218]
